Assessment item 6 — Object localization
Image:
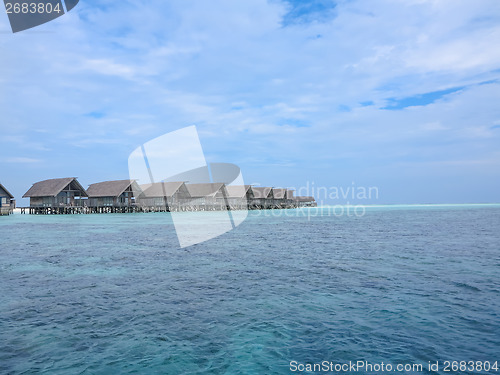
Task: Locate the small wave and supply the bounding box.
[452,281,481,292]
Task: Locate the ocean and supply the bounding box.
[1,205,499,374]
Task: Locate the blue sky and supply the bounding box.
[1,0,500,204]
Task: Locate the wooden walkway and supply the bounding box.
[19,203,300,215]
[0,207,13,216]
[19,206,141,215]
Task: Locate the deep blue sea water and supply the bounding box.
[1,205,499,374]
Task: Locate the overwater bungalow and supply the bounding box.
[86,180,142,213]
[18,175,305,214]
[294,196,317,207]
[286,189,296,208]
[271,188,288,208]
[270,188,297,208]
[251,187,273,209]
[225,185,254,210]
[138,182,191,211]
[0,183,15,215]
[185,183,229,210]
[22,177,88,214]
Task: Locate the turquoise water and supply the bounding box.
[1,206,499,374]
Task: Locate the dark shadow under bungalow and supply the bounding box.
[22,177,88,214]
[0,183,15,216]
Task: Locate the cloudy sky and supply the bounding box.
[1,0,500,204]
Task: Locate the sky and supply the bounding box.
[1,0,500,205]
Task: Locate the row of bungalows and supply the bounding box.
[21,178,143,214]
[20,177,317,214]
[0,183,16,215]
[139,182,228,212]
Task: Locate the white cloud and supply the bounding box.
[81,58,136,79]
[405,27,500,73]
[419,122,449,131]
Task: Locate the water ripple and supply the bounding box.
[0,207,499,374]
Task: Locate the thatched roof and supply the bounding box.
[87,180,140,198]
[23,177,88,198]
[272,188,287,199]
[294,196,316,202]
[252,187,272,199]
[286,189,295,199]
[226,185,252,198]
[0,183,14,199]
[141,182,188,198]
[185,183,226,198]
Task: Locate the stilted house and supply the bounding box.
[185,183,229,210]
[225,185,254,210]
[250,187,273,209]
[138,182,190,211]
[271,188,288,208]
[23,177,88,207]
[294,196,317,207]
[86,180,142,212]
[23,178,88,213]
[0,183,15,215]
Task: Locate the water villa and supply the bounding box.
[184,183,229,211]
[22,177,88,214]
[16,177,317,214]
[138,182,190,212]
[226,185,254,210]
[87,180,141,213]
[0,183,15,215]
[251,187,273,209]
[271,188,295,208]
